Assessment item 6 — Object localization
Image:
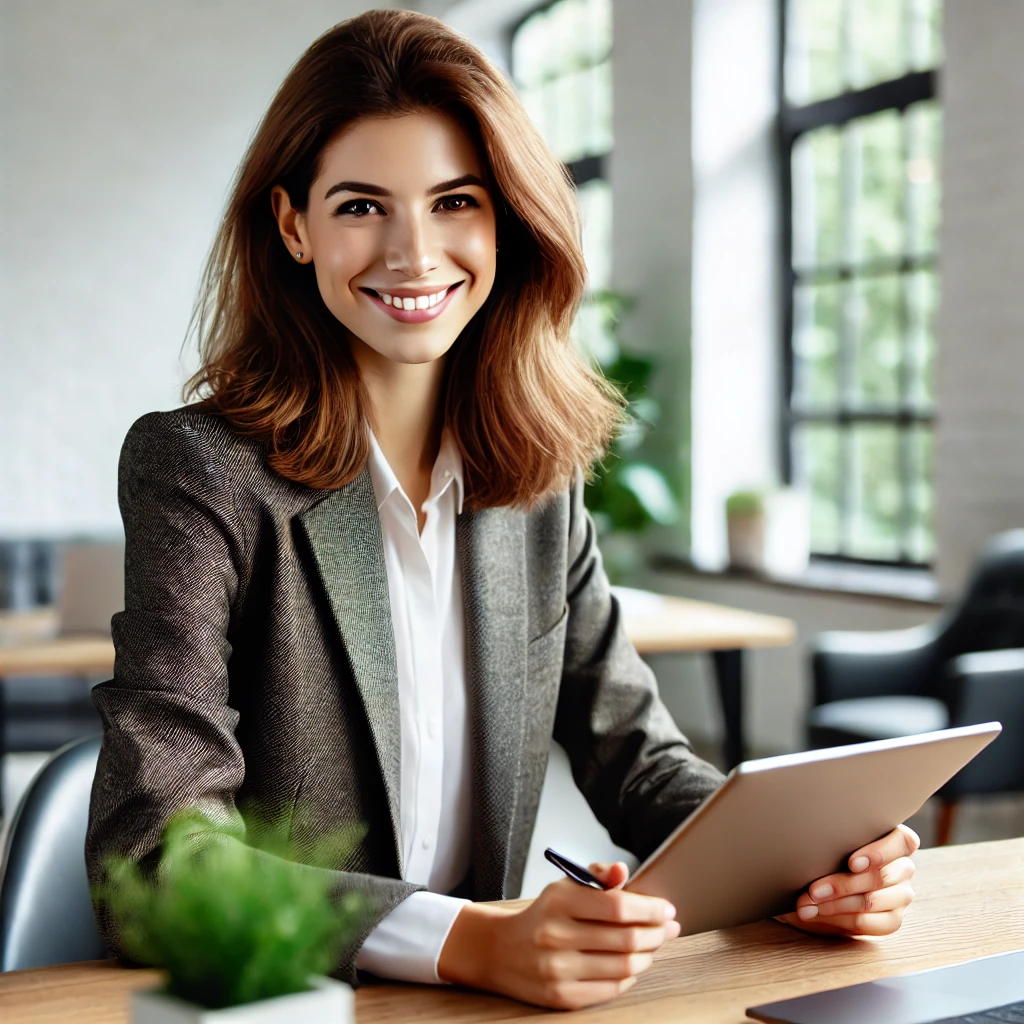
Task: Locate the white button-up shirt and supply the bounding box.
[354,426,473,983]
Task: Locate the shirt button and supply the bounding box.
[421,835,433,850]
[444,470,452,479]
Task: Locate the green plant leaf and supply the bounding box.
[93,805,369,1009]
[619,463,679,525]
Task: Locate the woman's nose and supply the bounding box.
[384,216,438,278]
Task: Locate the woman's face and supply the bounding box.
[273,111,498,370]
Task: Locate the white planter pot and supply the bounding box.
[726,512,766,572]
[131,976,353,1024]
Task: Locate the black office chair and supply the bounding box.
[809,530,1024,845]
[0,734,108,970]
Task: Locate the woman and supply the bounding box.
[85,9,918,1010]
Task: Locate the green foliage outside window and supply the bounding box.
[786,0,942,565]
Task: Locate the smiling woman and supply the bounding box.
[182,11,623,508]
[84,8,916,1017]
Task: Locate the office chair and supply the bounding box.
[0,734,108,970]
[808,530,1024,845]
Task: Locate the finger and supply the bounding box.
[542,920,679,953]
[589,861,630,889]
[545,950,655,982]
[777,906,908,937]
[798,881,914,920]
[555,883,676,926]
[533,976,636,1011]
[805,856,916,903]
[848,824,920,874]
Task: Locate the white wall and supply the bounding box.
[689,0,780,568]
[934,1,1024,595]
[0,0,400,536]
[610,0,695,536]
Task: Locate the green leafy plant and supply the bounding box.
[582,289,680,535]
[94,806,368,1010]
[725,489,767,518]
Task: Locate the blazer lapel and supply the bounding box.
[458,505,529,900]
[296,469,404,875]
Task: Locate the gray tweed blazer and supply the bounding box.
[85,408,724,984]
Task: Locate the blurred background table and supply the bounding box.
[613,586,796,769]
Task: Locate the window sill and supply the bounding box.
[649,554,943,607]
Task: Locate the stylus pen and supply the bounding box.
[544,847,611,890]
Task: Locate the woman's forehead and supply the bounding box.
[315,112,488,193]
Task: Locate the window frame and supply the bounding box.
[507,0,610,190]
[777,0,940,568]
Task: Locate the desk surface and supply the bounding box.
[0,590,795,679]
[613,586,796,654]
[1,838,1021,1023]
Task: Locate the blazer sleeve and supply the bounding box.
[552,473,726,861]
[85,414,424,986]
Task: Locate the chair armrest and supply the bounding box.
[945,648,1024,727]
[941,649,1024,796]
[811,622,940,705]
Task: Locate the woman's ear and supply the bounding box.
[270,185,312,263]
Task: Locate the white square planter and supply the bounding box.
[131,976,353,1024]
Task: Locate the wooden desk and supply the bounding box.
[0,608,115,678]
[2,838,1020,1023]
[0,635,116,678]
[614,587,796,769]
[0,592,793,771]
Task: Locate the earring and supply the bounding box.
[294,252,303,260]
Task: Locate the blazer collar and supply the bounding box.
[297,466,527,895]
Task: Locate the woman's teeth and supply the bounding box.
[380,287,450,310]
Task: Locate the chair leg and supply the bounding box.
[935,797,958,846]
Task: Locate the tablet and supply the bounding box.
[623,722,1002,934]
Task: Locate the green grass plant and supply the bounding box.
[94,806,368,1010]
[726,489,767,518]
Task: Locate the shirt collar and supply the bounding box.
[366,424,465,516]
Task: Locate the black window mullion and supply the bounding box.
[784,70,936,138]
[780,0,939,568]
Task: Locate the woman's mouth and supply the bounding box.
[359,282,464,323]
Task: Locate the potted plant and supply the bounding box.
[581,289,680,583]
[725,489,767,573]
[95,807,367,1024]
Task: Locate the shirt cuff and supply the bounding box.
[355,890,470,984]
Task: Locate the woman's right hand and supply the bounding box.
[437,861,680,1009]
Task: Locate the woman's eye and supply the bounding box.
[336,199,382,217]
[436,194,479,213]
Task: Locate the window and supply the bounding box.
[511,0,613,362]
[781,0,942,566]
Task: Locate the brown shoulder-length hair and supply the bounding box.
[184,8,625,509]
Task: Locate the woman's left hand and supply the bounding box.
[776,823,921,937]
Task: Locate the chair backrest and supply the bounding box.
[0,735,108,971]
[937,530,1024,662]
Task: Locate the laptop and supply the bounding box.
[747,949,1024,1023]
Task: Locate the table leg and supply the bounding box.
[712,649,744,771]
[0,680,6,820]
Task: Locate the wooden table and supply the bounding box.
[614,586,796,769]
[0,636,116,678]
[2,837,1020,1023]
[0,592,794,772]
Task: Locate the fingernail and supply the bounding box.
[851,856,870,872]
[662,903,676,920]
[798,904,819,920]
[810,883,834,902]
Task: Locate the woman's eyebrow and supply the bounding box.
[323,173,487,202]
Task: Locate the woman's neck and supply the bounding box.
[354,343,447,521]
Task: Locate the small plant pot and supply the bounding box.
[131,976,353,1024]
[727,511,766,573]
